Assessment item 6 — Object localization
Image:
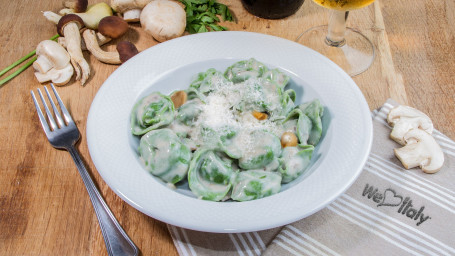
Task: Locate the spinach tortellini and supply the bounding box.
[298,99,324,145]
[224,58,268,83]
[238,130,281,171]
[130,59,326,202]
[231,170,282,202]
[131,92,175,135]
[279,145,314,183]
[188,149,234,201]
[138,129,191,184]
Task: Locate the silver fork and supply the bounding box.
[31,84,138,256]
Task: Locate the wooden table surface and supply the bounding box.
[1,0,454,255]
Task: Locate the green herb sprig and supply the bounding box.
[0,34,59,87]
[178,0,234,34]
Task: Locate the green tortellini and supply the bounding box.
[231,170,282,202]
[138,129,191,184]
[283,109,312,145]
[131,92,175,135]
[238,130,282,171]
[189,68,229,95]
[131,59,326,202]
[262,68,290,89]
[224,58,268,83]
[170,98,204,138]
[298,99,324,145]
[188,149,234,201]
[279,145,314,183]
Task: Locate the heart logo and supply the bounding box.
[377,188,403,207]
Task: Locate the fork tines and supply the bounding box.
[31,83,73,133]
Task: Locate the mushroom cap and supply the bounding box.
[140,0,186,42]
[387,105,434,145]
[57,14,85,36]
[394,128,444,173]
[98,16,129,39]
[33,40,71,73]
[116,41,139,63]
[64,0,88,13]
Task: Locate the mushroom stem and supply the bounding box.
[82,29,121,64]
[43,11,62,24]
[59,32,111,50]
[122,9,142,22]
[63,23,90,84]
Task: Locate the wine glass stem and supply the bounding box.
[326,10,349,47]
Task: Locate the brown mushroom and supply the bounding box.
[116,41,139,63]
[42,11,112,49]
[57,14,90,85]
[63,0,88,13]
[82,16,138,64]
[97,16,129,39]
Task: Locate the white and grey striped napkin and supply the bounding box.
[167,99,455,256]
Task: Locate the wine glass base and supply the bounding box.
[296,25,375,77]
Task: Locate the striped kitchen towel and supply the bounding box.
[168,99,455,255]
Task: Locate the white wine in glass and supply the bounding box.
[297,0,376,76]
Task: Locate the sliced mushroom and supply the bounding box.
[82,16,138,64]
[57,14,90,85]
[170,90,187,108]
[35,65,74,85]
[140,0,186,42]
[394,128,444,174]
[33,40,74,85]
[281,132,298,148]
[252,110,268,120]
[110,0,152,22]
[387,105,434,145]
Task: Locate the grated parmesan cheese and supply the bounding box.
[190,76,289,154]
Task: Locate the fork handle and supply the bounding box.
[68,146,139,256]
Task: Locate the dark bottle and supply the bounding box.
[241,0,305,19]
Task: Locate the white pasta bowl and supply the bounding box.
[87,31,373,233]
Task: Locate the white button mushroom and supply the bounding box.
[394,128,444,174]
[140,0,186,43]
[387,105,434,145]
[33,40,74,85]
[110,0,152,22]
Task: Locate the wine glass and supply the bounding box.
[296,0,376,76]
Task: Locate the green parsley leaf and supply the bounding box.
[178,0,234,34]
